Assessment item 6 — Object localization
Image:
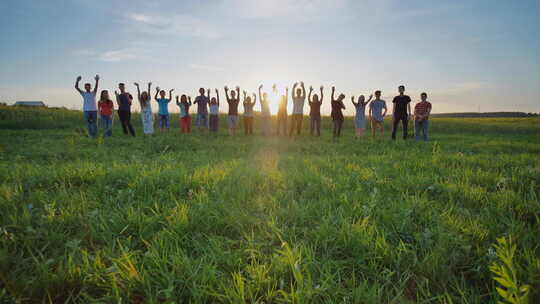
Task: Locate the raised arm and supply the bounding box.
[215,89,220,105]
[252,93,257,105]
[148,82,152,99]
[188,96,192,105]
[134,82,141,101]
[331,86,336,102]
[169,89,174,101]
[319,86,324,103]
[176,95,180,106]
[292,82,298,96]
[351,96,357,106]
[75,76,83,94]
[242,90,247,104]
[308,86,313,104]
[224,86,230,102]
[206,88,211,100]
[154,87,160,101]
[235,86,240,101]
[93,75,99,94]
[300,82,306,98]
[258,84,263,102]
[365,94,373,106]
[285,87,289,103]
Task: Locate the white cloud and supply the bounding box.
[127,13,221,40]
[224,0,349,23]
[97,49,138,62]
[189,64,225,72]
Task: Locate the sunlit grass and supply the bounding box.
[0,106,539,303]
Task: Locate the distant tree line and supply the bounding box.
[432,112,539,118]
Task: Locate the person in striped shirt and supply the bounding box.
[414,92,432,141]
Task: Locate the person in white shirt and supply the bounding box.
[75,75,99,138]
[289,81,306,136]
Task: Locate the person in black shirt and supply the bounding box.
[331,86,346,140]
[115,83,136,136]
[391,85,411,140]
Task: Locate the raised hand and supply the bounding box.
[320,86,324,90]
[243,90,247,96]
[300,81,304,86]
[134,82,139,87]
[309,86,313,91]
[215,88,219,94]
[95,75,100,81]
[369,94,373,99]
[169,89,174,93]
[76,76,82,81]
[259,84,263,90]
[351,96,355,102]
[235,86,240,90]
[332,86,336,91]
[224,86,229,91]
[156,87,160,92]
[148,82,152,86]
[293,82,298,87]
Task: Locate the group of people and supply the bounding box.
[75,76,433,141]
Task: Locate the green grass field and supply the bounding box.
[1,106,539,303]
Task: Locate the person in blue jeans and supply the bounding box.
[75,74,99,137]
[194,88,210,132]
[98,90,114,137]
[154,86,173,132]
[414,92,432,141]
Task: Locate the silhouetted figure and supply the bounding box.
[75,75,99,137]
[308,85,324,136]
[258,84,272,136]
[289,82,306,136]
[134,82,154,135]
[351,93,372,138]
[391,85,411,140]
[414,92,432,141]
[369,90,387,138]
[242,91,256,135]
[331,86,346,139]
[115,83,136,136]
[225,86,241,135]
[276,86,288,135]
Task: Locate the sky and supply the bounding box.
[1,0,539,115]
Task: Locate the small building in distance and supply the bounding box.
[14,101,47,107]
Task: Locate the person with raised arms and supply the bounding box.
[369,90,387,138]
[177,94,193,133]
[289,81,306,136]
[351,93,373,138]
[134,82,154,135]
[209,89,220,134]
[225,86,241,136]
[194,88,210,132]
[115,83,136,136]
[308,85,324,137]
[97,90,114,137]
[414,92,432,141]
[258,84,272,136]
[391,85,412,140]
[331,86,346,139]
[242,90,256,135]
[276,86,288,136]
[75,75,99,138]
[154,86,173,132]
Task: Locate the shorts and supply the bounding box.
[371,119,384,128]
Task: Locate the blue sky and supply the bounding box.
[1,0,539,115]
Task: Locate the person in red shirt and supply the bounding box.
[98,90,114,137]
[414,92,432,141]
